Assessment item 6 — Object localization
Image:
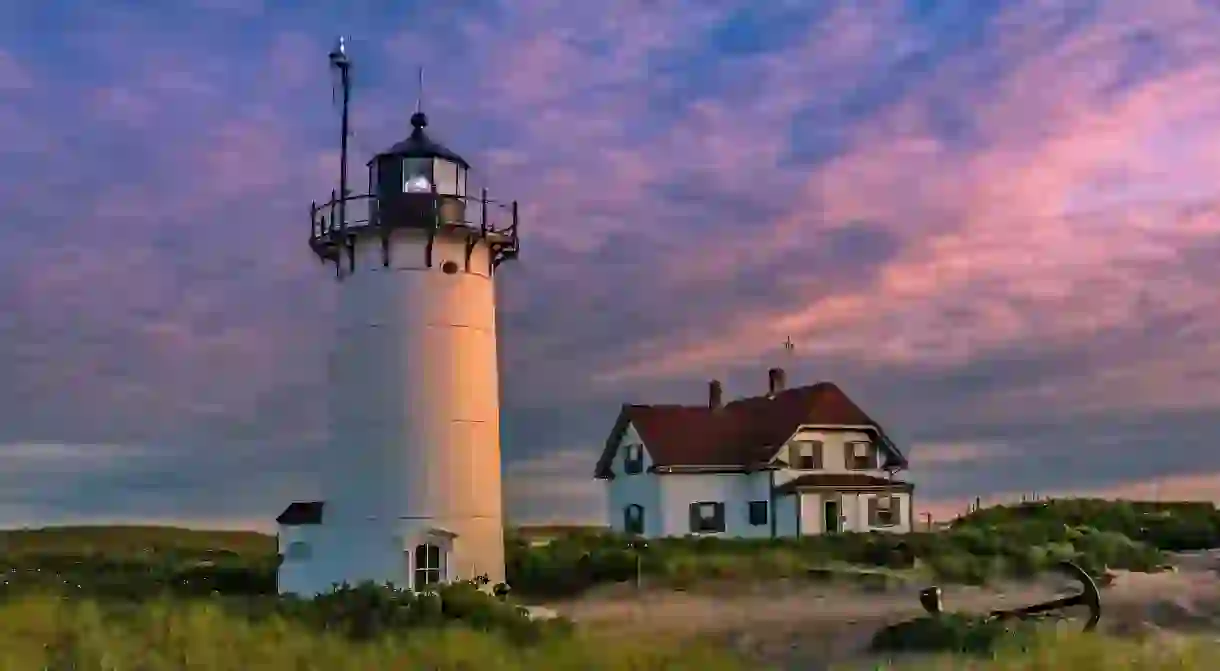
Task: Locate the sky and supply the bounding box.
[1,0,1220,531]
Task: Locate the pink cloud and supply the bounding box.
[595,1,1220,423]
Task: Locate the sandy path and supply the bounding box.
[543,551,1220,669]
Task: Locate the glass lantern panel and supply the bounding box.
[402,157,433,193]
[432,158,461,197]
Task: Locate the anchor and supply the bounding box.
[918,560,1102,632]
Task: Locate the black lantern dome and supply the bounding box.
[365,111,473,233]
[375,112,470,170]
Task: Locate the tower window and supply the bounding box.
[285,541,312,561]
[403,158,432,193]
[414,543,444,588]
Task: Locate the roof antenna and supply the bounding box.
[410,65,427,130]
[416,66,424,114]
[782,336,796,372]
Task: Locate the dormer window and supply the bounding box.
[794,441,823,470]
[849,441,875,470]
[623,444,644,474]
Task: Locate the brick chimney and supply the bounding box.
[708,379,723,410]
[767,367,786,396]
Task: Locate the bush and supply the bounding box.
[269,581,569,644]
[871,613,1047,655]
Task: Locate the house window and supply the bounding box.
[870,495,899,527]
[689,502,725,533]
[623,444,644,474]
[285,541,311,561]
[748,501,769,526]
[794,441,823,470]
[849,441,875,470]
[623,504,645,535]
[414,544,444,587]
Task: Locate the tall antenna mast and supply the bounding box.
[328,36,353,279]
[782,336,795,370]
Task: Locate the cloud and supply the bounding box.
[0,50,30,91]
[504,448,605,525]
[909,441,1009,466]
[0,1,1218,531]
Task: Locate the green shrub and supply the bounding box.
[269,581,568,644]
[870,613,1047,655]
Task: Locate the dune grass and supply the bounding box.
[1,593,1217,669]
[0,593,753,671]
[881,629,1219,670]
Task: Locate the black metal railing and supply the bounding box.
[308,188,520,272]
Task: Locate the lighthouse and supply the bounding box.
[275,39,519,595]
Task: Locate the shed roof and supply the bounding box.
[275,501,324,526]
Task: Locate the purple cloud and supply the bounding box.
[1,0,1220,528]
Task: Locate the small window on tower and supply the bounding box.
[285,541,312,561]
[414,543,444,587]
[403,158,432,193]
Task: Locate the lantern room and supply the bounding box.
[369,111,470,229]
[308,79,520,274]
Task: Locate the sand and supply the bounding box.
[540,550,1220,669]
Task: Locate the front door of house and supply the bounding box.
[823,499,840,534]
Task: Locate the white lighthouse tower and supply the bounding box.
[275,39,519,595]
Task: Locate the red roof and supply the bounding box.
[595,381,906,478]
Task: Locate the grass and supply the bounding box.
[0,593,752,670]
[0,499,1217,669]
[0,594,1213,671]
[887,629,1219,670]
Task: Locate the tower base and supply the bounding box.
[276,517,505,597]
